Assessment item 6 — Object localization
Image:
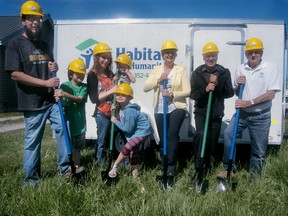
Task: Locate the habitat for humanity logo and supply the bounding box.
[75,38,98,69]
[75,38,162,70]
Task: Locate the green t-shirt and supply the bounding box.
[60,81,88,136]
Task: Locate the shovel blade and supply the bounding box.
[216,179,228,193]
[101,170,109,181]
[156,175,168,190]
[101,171,117,186]
[232,181,238,191]
[195,179,209,194]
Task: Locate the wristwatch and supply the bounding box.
[250,99,255,105]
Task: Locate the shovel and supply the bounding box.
[195,91,212,194]
[52,72,76,176]
[216,84,244,193]
[100,111,116,185]
[101,71,119,184]
[156,79,169,190]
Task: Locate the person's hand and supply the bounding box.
[110,85,117,94]
[206,82,216,92]
[161,88,169,96]
[235,99,250,108]
[157,73,168,85]
[124,69,131,75]
[161,89,173,98]
[112,75,119,83]
[210,74,218,86]
[45,77,60,88]
[54,89,64,102]
[58,89,65,97]
[111,104,116,111]
[237,76,246,85]
[111,116,117,123]
[48,61,59,73]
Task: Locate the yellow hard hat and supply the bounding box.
[161,39,178,51]
[68,59,86,75]
[202,42,219,55]
[115,83,133,98]
[245,37,264,51]
[115,54,132,68]
[20,0,43,17]
[93,42,112,55]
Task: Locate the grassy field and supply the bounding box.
[0,112,22,118]
[0,125,288,216]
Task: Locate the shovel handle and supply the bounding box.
[109,70,120,151]
[227,84,244,178]
[200,91,212,158]
[163,79,167,156]
[229,84,244,160]
[52,71,73,155]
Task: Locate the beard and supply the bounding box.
[24,26,42,40]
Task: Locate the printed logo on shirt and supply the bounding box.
[259,72,265,78]
[29,53,49,62]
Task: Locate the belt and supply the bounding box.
[240,108,270,116]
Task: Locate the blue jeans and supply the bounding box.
[223,111,271,175]
[95,110,111,165]
[23,104,70,186]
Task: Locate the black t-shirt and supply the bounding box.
[5,35,55,111]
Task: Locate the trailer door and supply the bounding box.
[189,24,246,143]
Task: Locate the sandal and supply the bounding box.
[109,167,117,178]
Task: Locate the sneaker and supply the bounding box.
[217,170,236,179]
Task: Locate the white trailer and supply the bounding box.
[54,18,286,145]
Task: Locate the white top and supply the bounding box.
[234,61,281,112]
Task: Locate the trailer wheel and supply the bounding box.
[115,133,126,152]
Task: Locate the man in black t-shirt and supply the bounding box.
[5,1,70,186]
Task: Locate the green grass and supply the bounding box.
[0,112,22,118]
[1,126,288,216]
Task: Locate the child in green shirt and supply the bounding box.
[54,59,88,173]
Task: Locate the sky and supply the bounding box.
[0,0,287,25]
[1,0,287,76]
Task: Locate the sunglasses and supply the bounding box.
[247,50,262,55]
[163,50,177,55]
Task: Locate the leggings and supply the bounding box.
[122,136,148,167]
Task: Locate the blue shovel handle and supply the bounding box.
[229,84,244,160]
[163,79,167,156]
[52,71,73,155]
[227,84,244,180]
